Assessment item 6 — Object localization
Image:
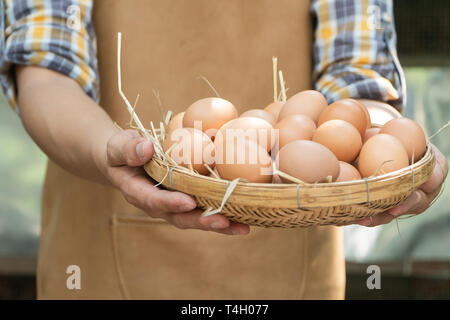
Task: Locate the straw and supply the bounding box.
[202,178,241,216]
[273,169,305,185]
[278,70,287,103]
[164,111,173,127]
[273,57,278,102]
[204,164,220,179]
[152,89,166,121]
[117,32,150,140]
[198,75,221,98]
[428,121,449,140]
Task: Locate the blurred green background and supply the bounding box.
[0,94,44,259]
[343,68,450,263]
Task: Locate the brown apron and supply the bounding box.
[37,0,345,299]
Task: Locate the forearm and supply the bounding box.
[16,65,119,185]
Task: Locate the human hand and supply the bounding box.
[102,129,250,235]
[344,144,448,227]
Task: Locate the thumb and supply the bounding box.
[107,129,154,167]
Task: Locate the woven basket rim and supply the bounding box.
[145,142,435,209]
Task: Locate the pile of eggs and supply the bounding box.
[163,90,427,184]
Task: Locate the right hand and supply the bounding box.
[103,129,250,235]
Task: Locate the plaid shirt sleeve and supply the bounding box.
[0,0,99,112]
[311,0,405,110]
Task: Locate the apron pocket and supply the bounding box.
[110,212,310,299]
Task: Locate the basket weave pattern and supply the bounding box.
[144,145,435,228]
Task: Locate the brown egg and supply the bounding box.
[167,112,184,133]
[380,118,427,163]
[215,137,273,183]
[340,99,372,129]
[278,90,328,123]
[312,120,362,163]
[240,109,276,126]
[358,134,409,177]
[274,114,316,149]
[163,127,215,175]
[318,99,368,136]
[277,140,340,183]
[183,97,238,138]
[358,101,372,129]
[363,127,380,144]
[358,99,403,126]
[264,101,285,121]
[335,161,362,182]
[215,117,274,152]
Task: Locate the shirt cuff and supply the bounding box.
[311,0,405,111]
[0,0,99,112]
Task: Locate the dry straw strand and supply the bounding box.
[164,111,173,126]
[198,75,221,98]
[152,89,165,120]
[278,87,289,101]
[278,70,287,103]
[273,56,278,102]
[202,178,241,217]
[127,93,140,127]
[113,122,123,131]
[159,121,165,143]
[204,163,220,179]
[117,32,150,140]
[274,169,305,185]
[428,121,450,140]
[371,159,394,177]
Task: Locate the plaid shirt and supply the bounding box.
[0,0,98,113]
[0,0,404,112]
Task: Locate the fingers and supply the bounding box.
[388,189,429,216]
[351,186,437,228]
[355,212,395,227]
[338,145,447,228]
[165,210,250,235]
[120,172,196,214]
[420,144,448,194]
[107,129,154,167]
[387,145,447,217]
[118,170,250,235]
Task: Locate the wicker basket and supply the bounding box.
[144,144,435,228]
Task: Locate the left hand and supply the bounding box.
[343,144,448,227]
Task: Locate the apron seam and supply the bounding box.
[110,214,131,300]
[297,227,309,299]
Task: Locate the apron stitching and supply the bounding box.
[297,228,309,299]
[110,214,131,300]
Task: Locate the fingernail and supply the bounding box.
[358,219,371,226]
[180,203,196,212]
[210,222,226,230]
[136,142,145,160]
[231,229,239,235]
[389,207,403,216]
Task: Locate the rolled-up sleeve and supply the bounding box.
[311,0,405,110]
[0,0,99,112]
